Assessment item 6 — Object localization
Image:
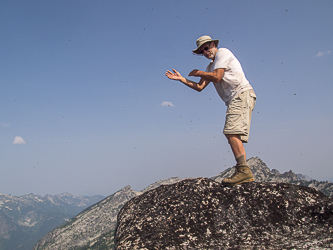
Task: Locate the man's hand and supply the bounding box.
[166,69,183,81]
[188,69,201,77]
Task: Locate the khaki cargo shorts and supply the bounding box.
[223,89,256,143]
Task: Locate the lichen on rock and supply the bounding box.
[115,178,333,249]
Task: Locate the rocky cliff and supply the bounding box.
[33,157,333,249]
[115,178,333,249]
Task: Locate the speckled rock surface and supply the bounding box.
[115,178,333,249]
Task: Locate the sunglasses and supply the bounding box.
[199,43,213,54]
[199,46,210,54]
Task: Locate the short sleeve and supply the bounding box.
[213,48,233,70]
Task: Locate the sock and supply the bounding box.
[236,155,247,166]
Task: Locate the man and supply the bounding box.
[165,35,256,186]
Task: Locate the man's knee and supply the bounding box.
[225,134,240,142]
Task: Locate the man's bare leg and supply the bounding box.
[225,134,246,160]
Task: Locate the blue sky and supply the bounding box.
[1,0,332,196]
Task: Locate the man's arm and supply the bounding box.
[189,68,224,83]
[166,69,210,92]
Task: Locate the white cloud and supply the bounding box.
[316,50,331,57]
[160,101,175,107]
[13,136,26,145]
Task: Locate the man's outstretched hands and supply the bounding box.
[165,69,183,81]
[166,68,209,92]
[166,68,203,82]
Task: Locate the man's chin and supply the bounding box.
[205,54,215,60]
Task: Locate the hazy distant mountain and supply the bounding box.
[212,157,333,197]
[33,157,333,250]
[296,173,314,181]
[0,192,104,250]
[32,185,138,250]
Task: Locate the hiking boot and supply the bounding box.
[222,165,255,186]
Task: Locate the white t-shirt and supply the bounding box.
[206,48,253,105]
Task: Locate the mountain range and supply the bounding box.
[0,192,103,250]
[1,157,332,249]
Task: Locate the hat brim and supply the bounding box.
[193,39,219,54]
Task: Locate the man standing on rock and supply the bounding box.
[166,35,256,186]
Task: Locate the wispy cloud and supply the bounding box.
[2,122,10,127]
[13,136,26,145]
[316,50,331,57]
[160,101,175,107]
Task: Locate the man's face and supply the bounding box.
[199,42,217,60]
